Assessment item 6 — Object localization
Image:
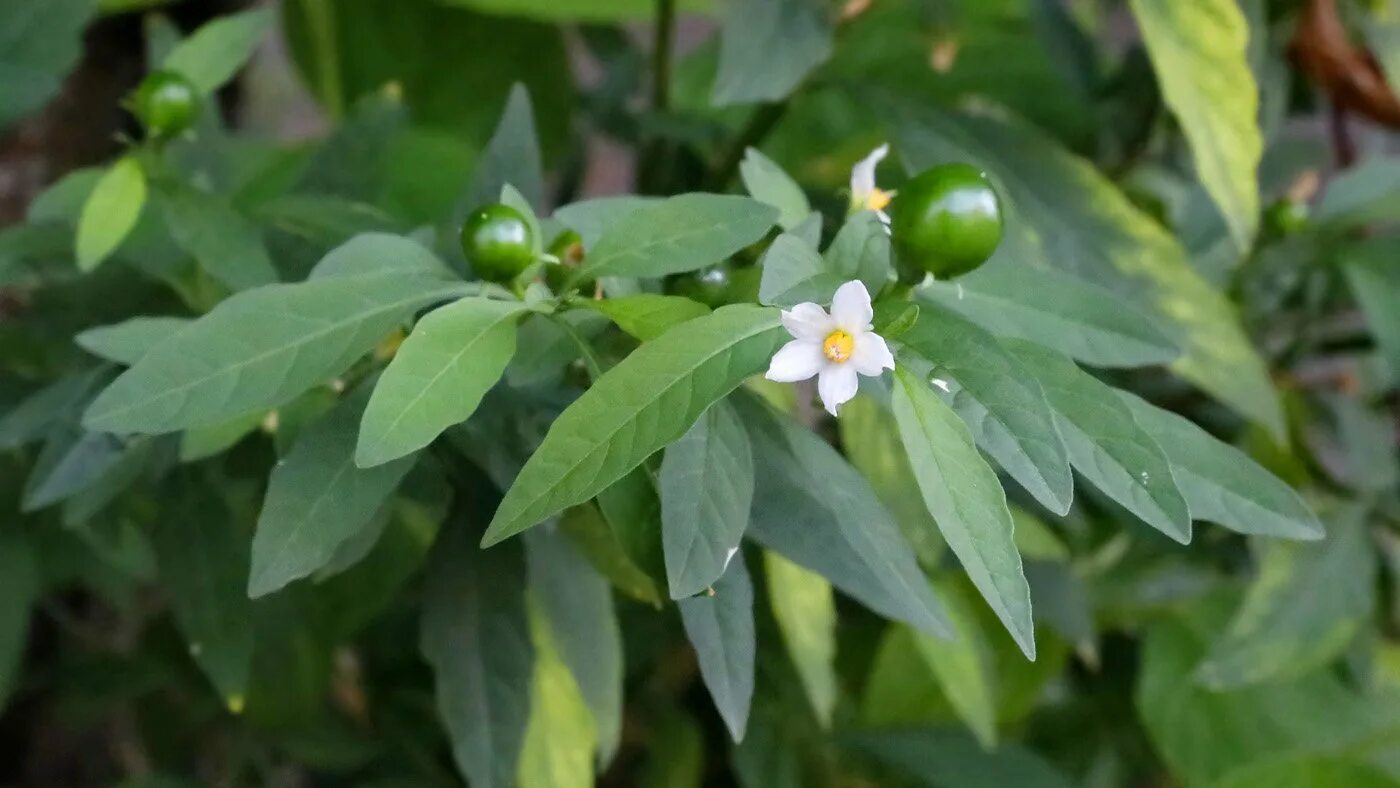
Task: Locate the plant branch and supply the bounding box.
[652,0,675,114]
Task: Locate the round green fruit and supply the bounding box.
[1265,198,1309,237]
[671,266,733,308]
[461,204,535,283]
[543,230,592,294]
[134,70,201,140]
[889,163,1003,279]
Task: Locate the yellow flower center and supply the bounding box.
[823,330,855,363]
[865,188,893,212]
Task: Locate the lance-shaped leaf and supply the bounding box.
[891,366,1035,660]
[919,262,1179,368]
[759,212,889,308]
[525,526,624,765]
[248,384,417,598]
[660,399,754,599]
[576,195,777,281]
[1342,240,1400,380]
[764,551,837,727]
[518,601,596,788]
[579,294,711,341]
[482,305,786,546]
[153,487,255,712]
[357,298,526,468]
[1117,391,1322,540]
[898,305,1072,516]
[910,578,1000,748]
[158,180,278,291]
[712,0,833,106]
[422,516,534,788]
[162,8,273,94]
[1196,506,1373,689]
[739,147,810,230]
[460,83,543,214]
[737,394,953,637]
[1006,341,1190,543]
[1129,0,1260,249]
[554,196,659,249]
[77,317,191,366]
[84,235,467,434]
[77,156,146,271]
[678,555,755,742]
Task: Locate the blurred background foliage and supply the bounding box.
[1,0,1399,786]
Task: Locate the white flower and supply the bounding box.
[849,143,895,224]
[765,280,896,416]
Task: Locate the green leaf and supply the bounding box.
[157,181,279,291]
[1137,599,1400,787]
[678,555,754,742]
[1117,391,1323,540]
[838,395,944,566]
[910,579,1000,749]
[84,236,467,434]
[559,502,664,607]
[758,213,890,308]
[739,148,810,230]
[281,0,569,154]
[180,411,265,462]
[897,109,1283,439]
[1213,757,1400,788]
[309,230,453,279]
[737,394,952,637]
[580,295,712,342]
[76,317,191,366]
[357,298,526,468]
[153,487,255,711]
[1007,340,1191,543]
[162,9,273,94]
[763,551,837,727]
[482,305,785,545]
[1315,157,1400,225]
[0,0,96,131]
[22,430,127,512]
[595,467,667,592]
[525,526,624,765]
[577,195,777,281]
[518,602,596,788]
[248,385,417,598]
[0,528,38,711]
[463,84,545,213]
[554,196,659,249]
[660,398,753,598]
[897,305,1073,516]
[919,261,1179,368]
[891,366,1035,660]
[1128,0,1260,249]
[422,516,534,788]
[1343,239,1400,381]
[712,0,833,106]
[77,157,147,272]
[848,729,1074,788]
[1197,507,1375,689]
[0,369,108,451]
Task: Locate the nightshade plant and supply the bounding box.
[2,1,1399,786]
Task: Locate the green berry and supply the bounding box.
[134,70,201,140]
[671,266,733,308]
[890,163,1004,279]
[1265,198,1309,237]
[461,204,535,283]
[543,230,592,294]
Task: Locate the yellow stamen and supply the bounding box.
[823,330,855,363]
[865,188,893,212]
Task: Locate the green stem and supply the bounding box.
[652,0,675,114]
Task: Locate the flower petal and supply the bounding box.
[850,143,889,200]
[765,339,825,383]
[780,302,832,341]
[851,331,896,376]
[817,364,859,416]
[830,280,873,332]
